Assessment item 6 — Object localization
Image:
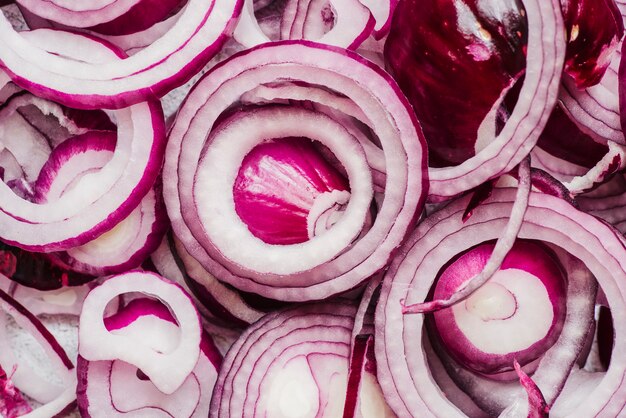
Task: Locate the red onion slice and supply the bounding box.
[79,271,202,394]
[0,33,165,251]
[423,0,565,201]
[0,1,243,109]
[77,298,222,417]
[164,41,427,302]
[0,273,119,316]
[210,301,392,417]
[195,107,372,275]
[16,0,180,30]
[173,237,266,327]
[429,240,567,377]
[33,133,168,275]
[375,188,626,417]
[0,288,75,417]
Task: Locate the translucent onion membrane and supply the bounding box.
[0,287,76,417]
[375,188,626,417]
[32,133,168,275]
[163,40,427,302]
[385,0,565,202]
[0,31,165,252]
[78,271,202,395]
[233,0,375,49]
[77,298,222,417]
[0,0,243,109]
[210,301,394,418]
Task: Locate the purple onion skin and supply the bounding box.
[432,240,567,376]
[0,243,92,290]
[233,137,348,245]
[561,0,624,88]
[537,105,609,168]
[384,0,527,166]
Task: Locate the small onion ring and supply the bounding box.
[79,271,202,395]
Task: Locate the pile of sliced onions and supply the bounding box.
[1,0,626,416]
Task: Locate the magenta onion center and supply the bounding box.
[432,240,567,377]
[233,137,349,245]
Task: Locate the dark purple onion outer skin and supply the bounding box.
[385,0,621,167]
[0,243,93,290]
[384,0,527,166]
[537,105,609,168]
[561,0,624,88]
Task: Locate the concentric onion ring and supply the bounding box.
[210,301,393,418]
[376,188,626,417]
[163,40,427,302]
